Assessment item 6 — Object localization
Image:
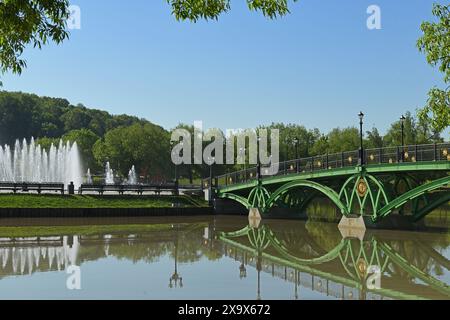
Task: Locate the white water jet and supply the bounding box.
[86,168,93,184]
[125,165,137,185]
[0,138,83,187]
[105,162,114,184]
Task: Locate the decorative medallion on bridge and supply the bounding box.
[357,258,368,278]
[357,178,368,198]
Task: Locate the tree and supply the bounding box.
[260,123,321,160]
[383,112,442,146]
[0,0,70,82]
[167,0,299,21]
[0,92,34,144]
[365,127,383,149]
[325,127,360,153]
[93,123,171,181]
[0,91,153,147]
[61,108,92,132]
[309,135,328,156]
[416,113,437,144]
[417,4,450,134]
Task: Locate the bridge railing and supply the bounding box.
[365,143,449,164]
[0,182,65,194]
[205,142,449,189]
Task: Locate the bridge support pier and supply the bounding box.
[248,208,262,229]
[338,216,366,240]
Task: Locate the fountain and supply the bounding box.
[0,138,83,187]
[86,168,93,184]
[125,165,137,185]
[105,162,114,184]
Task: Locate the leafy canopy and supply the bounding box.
[417,4,450,134]
[167,0,298,22]
[0,0,70,78]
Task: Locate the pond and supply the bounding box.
[0,215,448,300]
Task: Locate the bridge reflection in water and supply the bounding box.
[0,217,448,300]
[218,222,450,300]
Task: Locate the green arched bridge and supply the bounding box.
[204,143,450,222]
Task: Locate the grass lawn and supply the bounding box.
[0,194,208,209]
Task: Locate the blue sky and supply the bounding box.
[1,0,447,134]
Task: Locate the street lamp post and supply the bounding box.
[239,147,247,182]
[293,137,300,173]
[169,225,183,289]
[358,112,365,165]
[239,254,247,279]
[256,252,262,300]
[293,137,299,159]
[239,147,247,171]
[285,136,292,162]
[170,141,180,195]
[400,115,406,162]
[170,141,179,183]
[294,270,299,300]
[208,156,215,206]
[257,136,261,181]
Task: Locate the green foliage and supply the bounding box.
[417,4,450,134]
[417,4,450,83]
[309,134,328,155]
[383,111,442,146]
[260,123,321,160]
[0,91,146,145]
[61,107,92,132]
[167,0,298,22]
[247,0,297,19]
[365,127,383,149]
[0,0,69,80]
[417,88,450,136]
[93,123,170,179]
[167,0,230,21]
[383,112,416,146]
[326,127,360,153]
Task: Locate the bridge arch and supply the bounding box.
[377,176,450,221]
[220,193,251,209]
[265,180,349,215]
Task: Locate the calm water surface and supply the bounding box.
[0,216,448,300]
